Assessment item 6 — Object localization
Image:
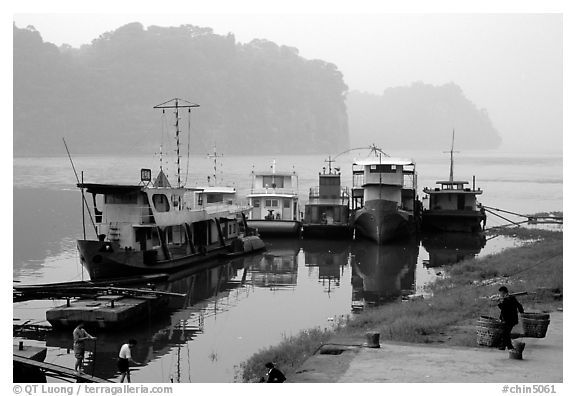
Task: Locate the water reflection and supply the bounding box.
[244,239,301,289]
[302,238,352,293]
[14,234,495,382]
[421,232,487,267]
[350,238,419,310]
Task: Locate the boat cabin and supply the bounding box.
[79,172,241,260]
[351,158,416,211]
[304,172,350,225]
[423,181,482,211]
[247,168,300,221]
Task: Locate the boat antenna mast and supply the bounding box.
[153,98,200,187]
[444,129,459,182]
[324,155,335,174]
[207,144,224,186]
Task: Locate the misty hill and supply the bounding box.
[348,83,501,150]
[13,23,349,156]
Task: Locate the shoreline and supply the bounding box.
[238,228,563,382]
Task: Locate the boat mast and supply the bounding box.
[324,155,335,174]
[153,99,200,187]
[444,129,459,183]
[207,144,223,185]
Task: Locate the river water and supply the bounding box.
[12,151,562,382]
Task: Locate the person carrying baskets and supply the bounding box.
[497,286,524,350]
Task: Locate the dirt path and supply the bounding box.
[291,311,562,383]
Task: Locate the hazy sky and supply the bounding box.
[11,5,565,152]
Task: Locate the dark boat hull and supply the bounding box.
[247,220,302,236]
[353,200,416,244]
[421,210,483,232]
[78,237,264,281]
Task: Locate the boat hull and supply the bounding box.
[78,236,264,281]
[421,210,483,232]
[247,220,302,236]
[353,200,416,244]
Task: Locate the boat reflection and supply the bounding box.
[421,232,486,268]
[239,239,302,290]
[302,238,352,293]
[30,260,249,381]
[350,238,419,311]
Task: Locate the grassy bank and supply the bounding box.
[238,229,563,382]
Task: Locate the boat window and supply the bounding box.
[105,192,138,204]
[263,176,284,188]
[265,199,279,207]
[283,199,290,208]
[320,177,339,185]
[369,165,399,173]
[206,193,224,203]
[253,199,260,207]
[152,194,170,212]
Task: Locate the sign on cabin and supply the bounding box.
[141,168,152,182]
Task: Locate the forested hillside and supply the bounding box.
[14,23,349,156]
[347,83,501,149]
[14,23,502,156]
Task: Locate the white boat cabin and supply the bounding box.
[247,168,300,221]
[80,170,246,257]
[351,158,417,211]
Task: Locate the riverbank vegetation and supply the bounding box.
[238,228,562,382]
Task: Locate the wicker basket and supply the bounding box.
[521,314,550,338]
[521,312,550,321]
[476,316,506,346]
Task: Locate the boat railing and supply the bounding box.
[308,187,350,205]
[250,187,298,196]
[200,199,252,214]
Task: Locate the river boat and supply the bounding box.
[75,99,264,281]
[302,157,352,238]
[351,146,419,244]
[246,161,302,236]
[421,131,485,232]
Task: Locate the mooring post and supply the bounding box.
[18,341,24,351]
[66,298,70,307]
[364,331,380,348]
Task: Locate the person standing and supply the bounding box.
[118,339,141,383]
[497,286,524,350]
[72,322,95,373]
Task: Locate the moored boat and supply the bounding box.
[351,146,419,244]
[302,157,352,238]
[75,99,265,281]
[246,161,302,236]
[421,130,485,232]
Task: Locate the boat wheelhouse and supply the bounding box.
[351,147,419,244]
[302,158,352,238]
[421,131,484,232]
[76,99,264,280]
[246,161,302,236]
